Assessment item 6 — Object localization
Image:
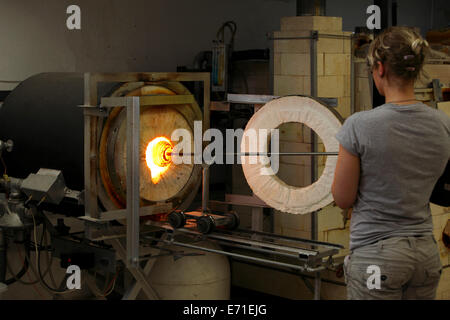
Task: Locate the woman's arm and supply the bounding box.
[332,144,361,209]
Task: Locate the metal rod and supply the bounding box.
[165,223,343,251]
[145,236,325,272]
[309,30,322,299]
[233,259,346,288]
[231,228,343,250]
[314,271,321,300]
[170,152,338,157]
[350,34,356,114]
[126,96,140,268]
[206,233,319,257]
[268,33,353,41]
[216,240,302,260]
[201,165,210,213]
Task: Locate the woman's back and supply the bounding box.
[337,102,450,250]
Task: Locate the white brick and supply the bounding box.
[317,53,324,76]
[279,122,303,142]
[281,16,343,32]
[324,54,348,76]
[276,163,310,187]
[317,37,343,54]
[274,75,306,96]
[318,205,346,232]
[281,53,310,76]
[282,228,311,240]
[279,141,312,166]
[274,54,281,75]
[326,228,350,250]
[337,96,351,119]
[273,31,310,54]
[318,75,345,98]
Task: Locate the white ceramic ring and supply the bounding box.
[241,96,342,214]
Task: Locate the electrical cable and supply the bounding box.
[0,155,7,176]
[102,271,118,297]
[88,270,114,298]
[31,211,72,294]
[15,240,45,298]
[6,244,39,285]
[216,21,237,47]
[42,224,57,288]
[5,224,54,287]
[4,246,29,285]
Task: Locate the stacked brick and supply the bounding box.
[273,16,352,118]
[272,15,352,247]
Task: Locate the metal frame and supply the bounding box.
[309,30,322,300]
[80,72,342,300]
[210,86,340,298]
[146,222,343,273]
[82,72,210,270]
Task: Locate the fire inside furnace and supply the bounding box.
[145,137,174,184]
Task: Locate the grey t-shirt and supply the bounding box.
[336,103,450,250]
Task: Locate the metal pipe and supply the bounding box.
[309,29,322,300]
[170,223,343,251]
[126,97,140,268]
[232,259,346,287]
[216,240,304,260]
[314,271,321,300]
[297,0,326,16]
[171,152,338,157]
[145,235,325,273]
[350,34,355,115]
[268,33,353,41]
[201,165,210,213]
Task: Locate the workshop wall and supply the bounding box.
[0,0,296,90]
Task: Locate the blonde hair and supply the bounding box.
[367,26,429,81]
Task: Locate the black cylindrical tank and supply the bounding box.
[0,73,114,190]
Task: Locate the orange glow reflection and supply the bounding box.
[145,137,173,184]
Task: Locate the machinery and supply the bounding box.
[0,72,344,300]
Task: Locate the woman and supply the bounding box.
[332,26,450,300]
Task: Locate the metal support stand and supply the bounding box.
[314,271,321,300]
[111,239,160,300]
[126,97,140,268]
[122,233,169,300]
[310,30,322,301]
[81,72,211,300]
[201,164,210,214]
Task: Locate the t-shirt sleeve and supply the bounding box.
[335,114,361,156]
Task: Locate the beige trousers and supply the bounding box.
[344,235,442,300]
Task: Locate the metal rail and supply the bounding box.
[170,152,339,157]
[147,221,341,273]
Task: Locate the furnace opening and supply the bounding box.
[145,137,174,184]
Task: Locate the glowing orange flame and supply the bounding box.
[145,137,173,184]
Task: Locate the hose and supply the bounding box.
[3,240,30,285]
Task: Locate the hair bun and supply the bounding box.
[411,38,429,55]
